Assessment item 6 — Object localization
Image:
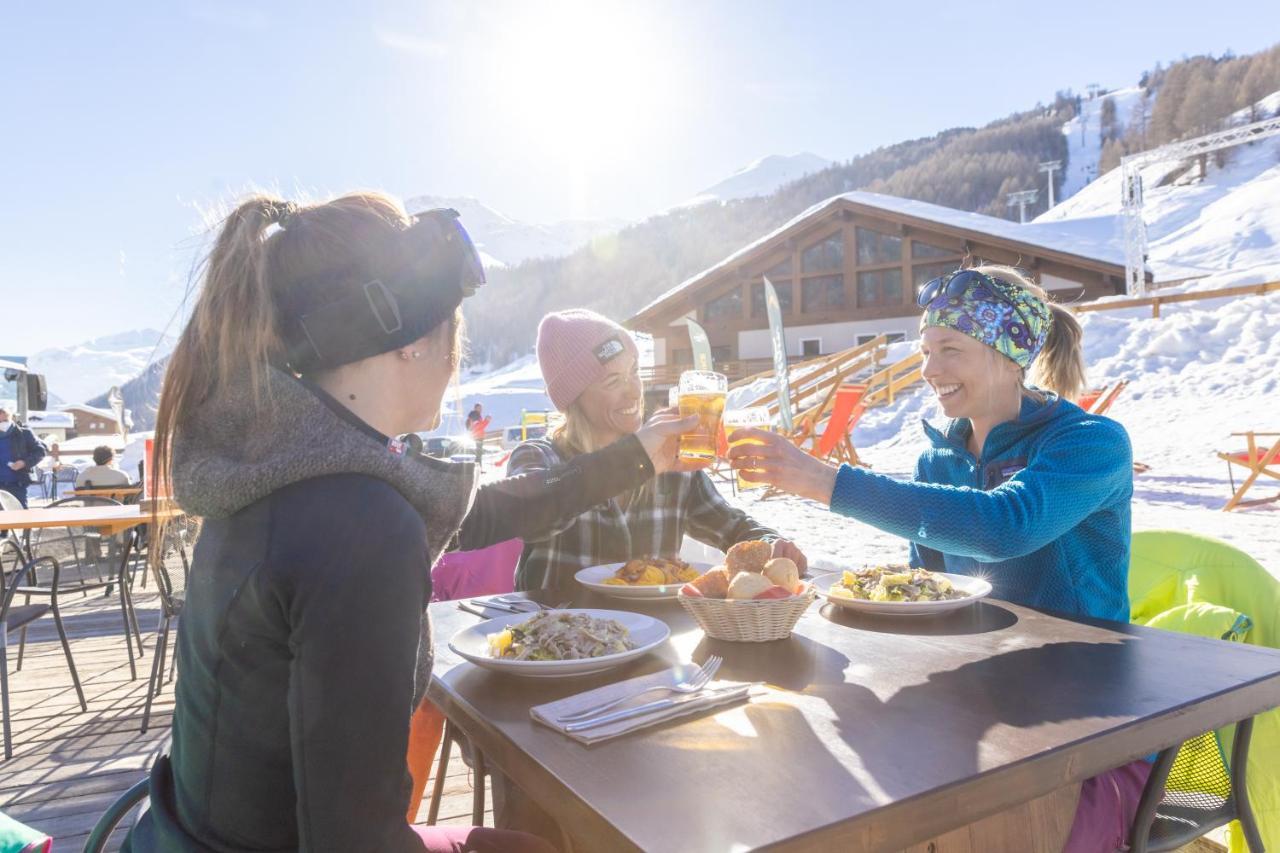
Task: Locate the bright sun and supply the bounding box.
[484,2,679,209]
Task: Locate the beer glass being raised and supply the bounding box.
[677,370,727,461]
[722,406,772,489]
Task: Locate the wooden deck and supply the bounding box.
[0,591,488,851]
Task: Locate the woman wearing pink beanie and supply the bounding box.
[510,308,807,593]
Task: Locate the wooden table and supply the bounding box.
[428,590,1280,852]
[0,504,185,679]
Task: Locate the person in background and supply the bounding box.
[76,445,132,489]
[728,265,1139,853]
[0,407,47,508]
[465,402,490,469]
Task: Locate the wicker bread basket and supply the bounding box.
[678,584,816,642]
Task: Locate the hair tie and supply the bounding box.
[267,200,299,229]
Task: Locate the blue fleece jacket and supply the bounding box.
[829,394,1132,622]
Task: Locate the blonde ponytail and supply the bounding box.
[1030,303,1086,402]
[971,265,1087,403]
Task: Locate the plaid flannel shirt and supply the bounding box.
[508,438,779,592]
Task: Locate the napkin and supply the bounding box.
[530,668,754,745]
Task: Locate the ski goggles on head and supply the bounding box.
[918,269,1053,369]
[282,207,486,373]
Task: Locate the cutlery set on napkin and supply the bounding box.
[529,659,757,744]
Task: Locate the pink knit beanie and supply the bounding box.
[536,309,640,411]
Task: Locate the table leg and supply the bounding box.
[116,531,142,679]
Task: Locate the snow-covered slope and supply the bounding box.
[404,195,627,268]
[1038,90,1280,285]
[678,152,836,208]
[1058,87,1146,201]
[28,329,175,405]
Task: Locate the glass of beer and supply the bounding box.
[722,406,772,489]
[677,370,727,461]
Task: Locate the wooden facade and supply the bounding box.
[61,405,119,437]
[628,195,1135,383]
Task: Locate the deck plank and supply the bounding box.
[1,593,488,851]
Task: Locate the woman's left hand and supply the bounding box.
[727,427,839,504]
[770,539,808,574]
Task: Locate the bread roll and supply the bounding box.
[727,571,773,600]
[725,540,772,576]
[763,557,799,591]
[690,566,731,598]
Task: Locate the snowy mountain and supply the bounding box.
[677,152,836,208]
[403,195,627,268]
[1038,90,1280,285]
[28,329,176,405]
[1057,87,1147,201]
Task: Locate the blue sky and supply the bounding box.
[2,1,1278,354]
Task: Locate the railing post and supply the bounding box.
[1152,300,1160,319]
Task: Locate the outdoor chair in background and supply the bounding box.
[2,553,86,760]
[1078,379,1129,415]
[50,466,79,501]
[805,383,869,467]
[82,777,148,852]
[1129,530,1280,851]
[1218,431,1280,511]
[140,516,198,733]
[26,497,145,670]
[0,491,29,564]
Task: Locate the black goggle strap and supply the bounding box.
[291,279,405,370]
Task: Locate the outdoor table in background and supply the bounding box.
[0,502,186,679]
[70,485,144,502]
[428,588,1280,851]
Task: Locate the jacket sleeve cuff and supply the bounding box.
[614,434,656,481]
[829,463,866,518]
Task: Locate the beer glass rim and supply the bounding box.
[678,369,727,389]
[723,406,770,425]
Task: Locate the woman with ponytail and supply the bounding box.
[727,265,1141,852]
[124,193,696,853]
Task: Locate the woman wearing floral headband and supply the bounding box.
[728,265,1141,853]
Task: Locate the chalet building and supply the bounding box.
[627,191,1142,388]
[61,403,126,437]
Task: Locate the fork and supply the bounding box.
[556,655,723,722]
[490,595,569,612]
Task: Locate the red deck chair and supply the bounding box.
[810,384,869,467]
[1079,380,1129,415]
[1218,432,1280,511]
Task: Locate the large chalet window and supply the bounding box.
[763,257,793,282]
[801,234,843,272]
[856,227,902,265]
[912,261,959,292]
[801,275,845,313]
[703,288,742,321]
[751,281,793,317]
[856,269,903,308]
[911,239,958,259]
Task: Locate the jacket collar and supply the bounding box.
[921,391,1066,458]
[170,367,477,556]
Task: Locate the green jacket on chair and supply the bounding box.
[1130,530,1280,853]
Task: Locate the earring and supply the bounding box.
[398,351,410,361]
[411,351,421,359]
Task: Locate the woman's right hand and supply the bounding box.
[634,410,707,475]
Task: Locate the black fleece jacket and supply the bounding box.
[124,395,653,852]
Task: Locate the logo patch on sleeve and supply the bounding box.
[594,337,625,364]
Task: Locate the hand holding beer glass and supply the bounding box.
[722,406,772,489]
[677,370,727,462]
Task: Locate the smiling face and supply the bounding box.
[919,326,1022,422]
[574,351,644,444]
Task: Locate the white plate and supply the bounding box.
[448,609,671,678]
[574,561,714,599]
[813,571,992,616]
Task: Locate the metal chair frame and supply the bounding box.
[141,519,195,733]
[1128,714,1265,851]
[2,552,86,759]
[82,778,149,852]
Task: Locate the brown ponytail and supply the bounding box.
[971,265,1087,403]
[151,191,424,508]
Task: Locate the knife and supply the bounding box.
[457,600,522,618]
[562,684,750,733]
